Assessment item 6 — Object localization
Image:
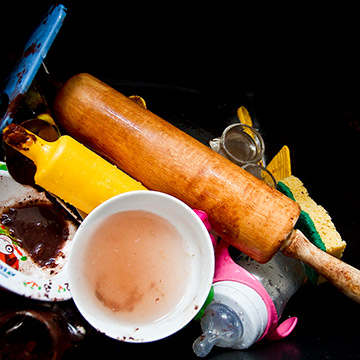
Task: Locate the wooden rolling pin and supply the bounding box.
[53,73,360,303]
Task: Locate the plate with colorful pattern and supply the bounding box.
[0,162,78,301]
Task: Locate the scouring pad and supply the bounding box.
[278,175,346,284]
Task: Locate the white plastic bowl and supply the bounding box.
[68,191,214,342]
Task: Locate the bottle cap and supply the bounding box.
[193,302,243,357]
[212,280,268,349]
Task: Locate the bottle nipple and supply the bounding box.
[192,303,243,357]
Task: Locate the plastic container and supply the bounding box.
[193,240,305,357]
[234,245,306,318]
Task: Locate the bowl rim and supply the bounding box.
[68,190,215,342]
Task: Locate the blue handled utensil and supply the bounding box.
[0,4,67,131]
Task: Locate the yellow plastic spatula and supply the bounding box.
[3,124,147,215]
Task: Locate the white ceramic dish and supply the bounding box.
[0,162,78,301]
[69,190,214,342]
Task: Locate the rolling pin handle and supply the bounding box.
[282,229,360,304]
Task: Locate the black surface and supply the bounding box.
[1,2,360,359]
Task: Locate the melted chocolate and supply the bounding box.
[2,123,36,150]
[1,201,71,268]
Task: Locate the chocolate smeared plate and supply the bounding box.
[0,162,78,301]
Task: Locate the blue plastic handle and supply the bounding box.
[0,4,67,131]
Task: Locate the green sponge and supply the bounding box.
[277,176,345,284]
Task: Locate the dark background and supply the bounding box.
[1,2,360,359]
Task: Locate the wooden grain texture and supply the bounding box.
[53,73,301,263]
[283,230,360,303]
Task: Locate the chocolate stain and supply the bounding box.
[95,283,144,313]
[2,123,36,151]
[0,200,72,268]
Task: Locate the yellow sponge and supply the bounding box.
[280,175,346,259]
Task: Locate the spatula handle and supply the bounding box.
[282,229,360,303]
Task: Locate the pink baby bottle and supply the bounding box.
[193,240,305,357]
